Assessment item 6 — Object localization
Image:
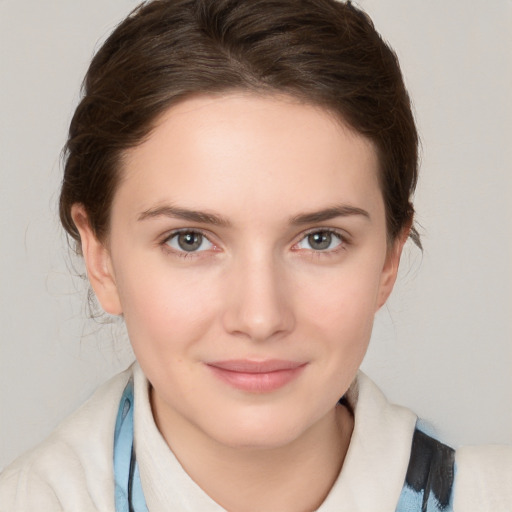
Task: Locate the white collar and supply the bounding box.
[320,372,417,511]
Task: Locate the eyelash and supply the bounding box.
[159,228,349,258]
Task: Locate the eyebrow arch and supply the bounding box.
[290,205,371,225]
[138,205,231,227]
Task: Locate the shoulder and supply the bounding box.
[350,375,512,512]
[396,428,512,512]
[0,366,133,512]
[397,427,512,512]
[453,444,512,512]
[396,428,455,512]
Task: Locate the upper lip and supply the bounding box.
[206,359,306,373]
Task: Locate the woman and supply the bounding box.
[1,0,510,510]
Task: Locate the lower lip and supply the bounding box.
[207,364,307,393]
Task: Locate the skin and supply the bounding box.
[73,93,407,512]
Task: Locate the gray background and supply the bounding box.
[1,0,511,470]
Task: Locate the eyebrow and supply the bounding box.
[290,205,371,225]
[138,205,231,227]
[138,203,370,227]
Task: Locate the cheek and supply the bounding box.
[115,261,221,355]
[294,257,384,369]
[298,258,383,326]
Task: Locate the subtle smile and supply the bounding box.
[206,360,308,393]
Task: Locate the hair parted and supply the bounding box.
[59,0,420,250]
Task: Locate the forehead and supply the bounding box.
[115,93,383,224]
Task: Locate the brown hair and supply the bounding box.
[59,0,420,250]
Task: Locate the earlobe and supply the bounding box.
[71,204,123,316]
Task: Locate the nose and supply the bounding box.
[222,252,295,342]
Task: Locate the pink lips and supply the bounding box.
[206,359,307,393]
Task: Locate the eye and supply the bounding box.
[296,230,344,251]
[165,230,214,253]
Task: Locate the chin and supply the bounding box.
[214,429,302,451]
[204,409,319,451]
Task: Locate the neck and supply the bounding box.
[151,389,353,512]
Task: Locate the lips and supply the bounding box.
[206,359,307,392]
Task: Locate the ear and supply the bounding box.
[71,204,123,316]
[375,228,409,311]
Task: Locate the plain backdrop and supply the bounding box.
[1,0,511,471]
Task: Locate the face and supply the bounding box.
[74,93,404,450]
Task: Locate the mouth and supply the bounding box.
[205,359,307,393]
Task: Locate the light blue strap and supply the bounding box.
[114,379,149,512]
[395,484,452,512]
[395,425,455,512]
